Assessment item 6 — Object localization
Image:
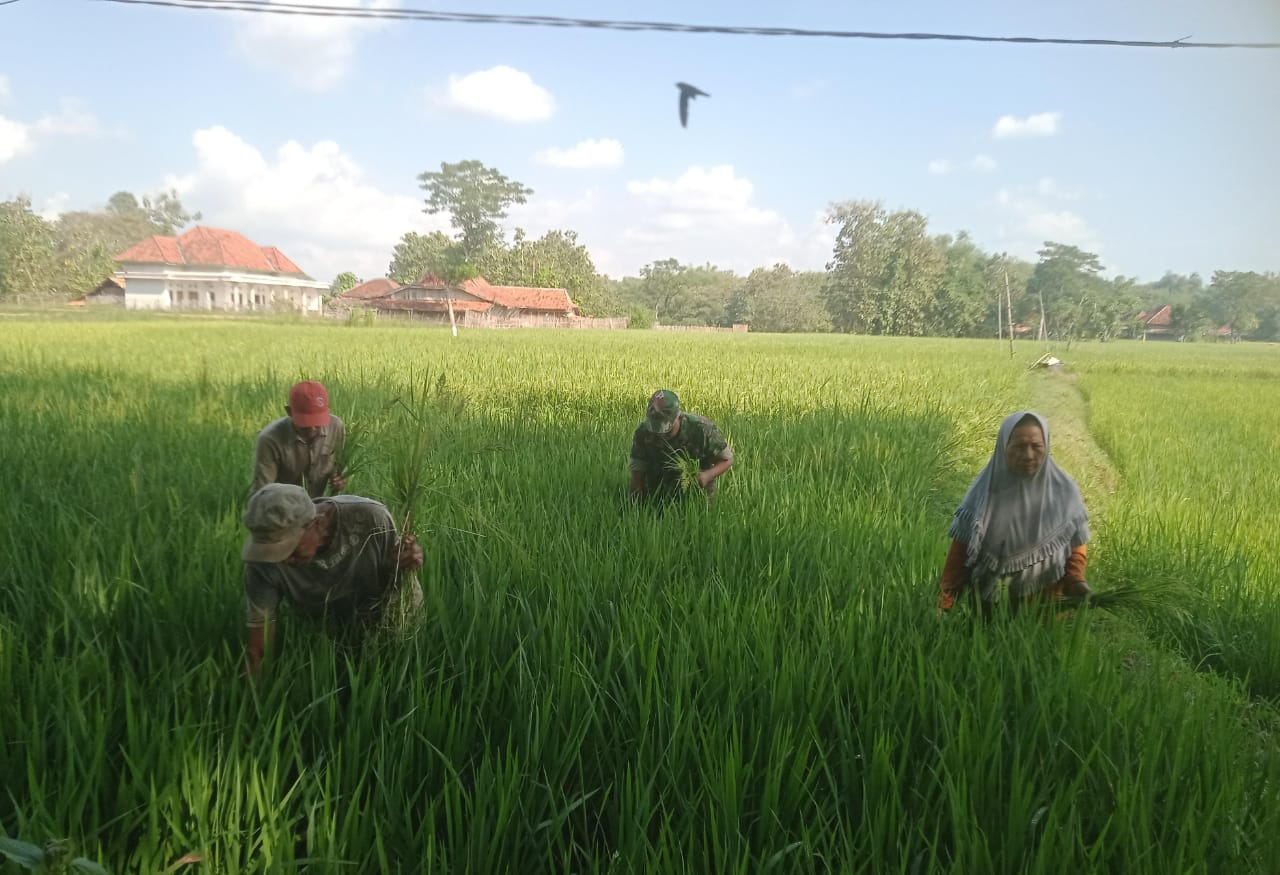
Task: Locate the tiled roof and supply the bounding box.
[366,298,492,313]
[260,246,303,274]
[116,236,185,265]
[412,273,450,289]
[114,226,307,276]
[1136,304,1173,327]
[342,277,402,300]
[378,274,576,314]
[459,277,575,313]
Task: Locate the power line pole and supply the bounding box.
[1004,267,1015,358]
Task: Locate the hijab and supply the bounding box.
[948,411,1089,597]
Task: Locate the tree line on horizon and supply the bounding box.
[4,160,1277,341]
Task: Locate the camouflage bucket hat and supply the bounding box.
[243,483,317,563]
[645,389,681,434]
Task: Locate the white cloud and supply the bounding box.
[0,75,10,104]
[0,90,115,164]
[993,112,1062,139]
[0,115,31,163]
[627,166,777,222]
[234,0,399,91]
[438,66,554,122]
[507,188,599,232]
[33,100,105,138]
[163,125,449,281]
[38,192,70,220]
[1024,209,1095,242]
[607,165,829,275]
[534,138,624,169]
[154,132,830,283]
[1035,177,1080,199]
[927,159,952,176]
[971,154,998,173]
[990,185,1101,255]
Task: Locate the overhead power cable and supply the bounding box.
[92,0,1280,50]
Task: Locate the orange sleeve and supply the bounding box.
[1063,543,1088,583]
[938,540,970,610]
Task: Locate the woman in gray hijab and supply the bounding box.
[939,411,1091,615]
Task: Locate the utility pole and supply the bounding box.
[1037,286,1048,343]
[997,287,1003,342]
[1004,267,1015,358]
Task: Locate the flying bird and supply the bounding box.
[675,82,709,128]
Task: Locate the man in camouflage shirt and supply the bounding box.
[250,380,347,499]
[241,483,423,675]
[628,389,734,502]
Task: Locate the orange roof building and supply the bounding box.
[340,272,578,319]
[113,226,327,314]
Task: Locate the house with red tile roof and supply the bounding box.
[112,226,327,313]
[1133,304,1180,340]
[339,273,578,319]
[341,277,402,301]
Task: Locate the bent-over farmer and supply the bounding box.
[242,483,424,675]
[628,389,734,502]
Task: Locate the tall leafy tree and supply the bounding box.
[727,264,832,333]
[329,271,360,296]
[417,160,532,262]
[1025,243,1105,339]
[387,230,460,284]
[484,228,620,316]
[822,200,944,335]
[926,232,994,337]
[1,190,200,299]
[0,197,57,299]
[1209,271,1273,340]
[627,259,736,326]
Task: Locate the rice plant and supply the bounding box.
[1,318,1278,873]
[665,449,705,494]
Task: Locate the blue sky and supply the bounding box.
[2,0,1278,284]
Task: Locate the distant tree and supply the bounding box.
[387,230,460,284]
[1252,274,1280,341]
[417,160,533,261]
[329,271,360,296]
[626,304,654,329]
[926,232,993,337]
[635,258,688,323]
[727,264,832,333]
[1208,271,1272,340]
[629,259,736,326]
[0,196,58,298]
[1025,242,1105,339]
[143,189,202,234]
[485,228,620,316]
[64,189,200,295]
[823,200,944,335]
[1080,275,1141,341]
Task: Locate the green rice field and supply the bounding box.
[2,315,1278,873]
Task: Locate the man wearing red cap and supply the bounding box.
[250,380,347,499]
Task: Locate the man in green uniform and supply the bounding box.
[241,483,423,675]
[251,380,347,499]
[628,389,734,502]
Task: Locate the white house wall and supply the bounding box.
[119,264,327,314]
[124,276,170,310]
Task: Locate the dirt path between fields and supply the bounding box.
[1026,367,1120,506]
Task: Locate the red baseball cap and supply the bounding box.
[288,380,331,428]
